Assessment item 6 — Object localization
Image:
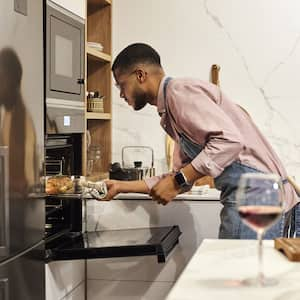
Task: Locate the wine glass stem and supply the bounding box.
[257,231,264,285]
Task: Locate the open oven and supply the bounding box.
[44,135,181,263]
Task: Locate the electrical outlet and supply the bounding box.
[14,0,27,16]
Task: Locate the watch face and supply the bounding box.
[175,172,186,186]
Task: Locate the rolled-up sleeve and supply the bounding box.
[144,171,172,190]
[169,80,244,178]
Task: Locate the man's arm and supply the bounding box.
[103,179,149,201]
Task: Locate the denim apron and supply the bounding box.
[288,192,300,238]
[163,77,285,239]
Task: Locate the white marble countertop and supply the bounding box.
[114,188,220,201]
[166,239,300,300]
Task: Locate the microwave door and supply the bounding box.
[46,2,85,102]
[45,226,181,263]
[49,14,82,94]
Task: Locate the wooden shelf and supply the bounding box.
[85,0,112,176]
[86,112,111,120]
[88,0,111,6]
[87,46,111,62]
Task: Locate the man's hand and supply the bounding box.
[102,179,120,201]
[150,174,181,205]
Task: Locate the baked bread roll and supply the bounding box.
[46,175,73,194]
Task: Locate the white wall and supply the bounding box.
[112,0,300,180]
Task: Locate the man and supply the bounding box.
[104,43,298,239]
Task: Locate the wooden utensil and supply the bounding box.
[211,64,220,86]
[274,238,300,261]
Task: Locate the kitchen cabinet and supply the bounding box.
[86,196,221,299]
[45,260,85,300]
[83,0,112,179]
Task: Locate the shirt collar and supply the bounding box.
[157,75,169,116]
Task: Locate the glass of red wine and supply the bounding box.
[236,173,284,286]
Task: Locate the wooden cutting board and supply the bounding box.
[274,238,300,261]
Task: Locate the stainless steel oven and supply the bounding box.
[44,137,181,264]
[45,0,85,134]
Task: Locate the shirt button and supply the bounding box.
[205,162,211,169]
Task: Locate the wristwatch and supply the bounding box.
[174,170,192,189]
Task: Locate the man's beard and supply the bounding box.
[133,89,148,111]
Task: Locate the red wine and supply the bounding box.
[238,206,283,230]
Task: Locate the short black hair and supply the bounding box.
[112,43,161,73]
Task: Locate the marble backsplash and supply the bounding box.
[111,0,300,181]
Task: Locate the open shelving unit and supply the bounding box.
[84,0,112,179]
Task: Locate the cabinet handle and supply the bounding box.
[0,278,9,300]
[0,147,9,257]
[77,78,85,85]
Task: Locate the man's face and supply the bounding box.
[114,68,148,111]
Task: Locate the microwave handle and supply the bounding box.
[0,147,9,256]
[77,78,85,85]
[0,278,9,300]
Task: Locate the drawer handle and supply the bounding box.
[0,278,9,300]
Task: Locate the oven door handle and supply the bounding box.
[0,147,9,257]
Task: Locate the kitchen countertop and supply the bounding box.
[46,188,221,201]
[166,239,300,300]
[114,188,220,201]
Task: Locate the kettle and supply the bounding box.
[109,146,155,181]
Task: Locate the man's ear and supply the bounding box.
[135,69,147,83]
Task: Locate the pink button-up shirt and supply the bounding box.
[144,76,298,210]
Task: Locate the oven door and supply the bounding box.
[45,192,181,264]
[46,225,181,263]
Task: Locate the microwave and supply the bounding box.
[45,0,85,134]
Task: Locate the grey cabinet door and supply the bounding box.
[47,4,85,101]
[0,148,9,258]
[0,242,45,300]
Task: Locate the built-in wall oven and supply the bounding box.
[44,1,181,264]
[44,135,181,263]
